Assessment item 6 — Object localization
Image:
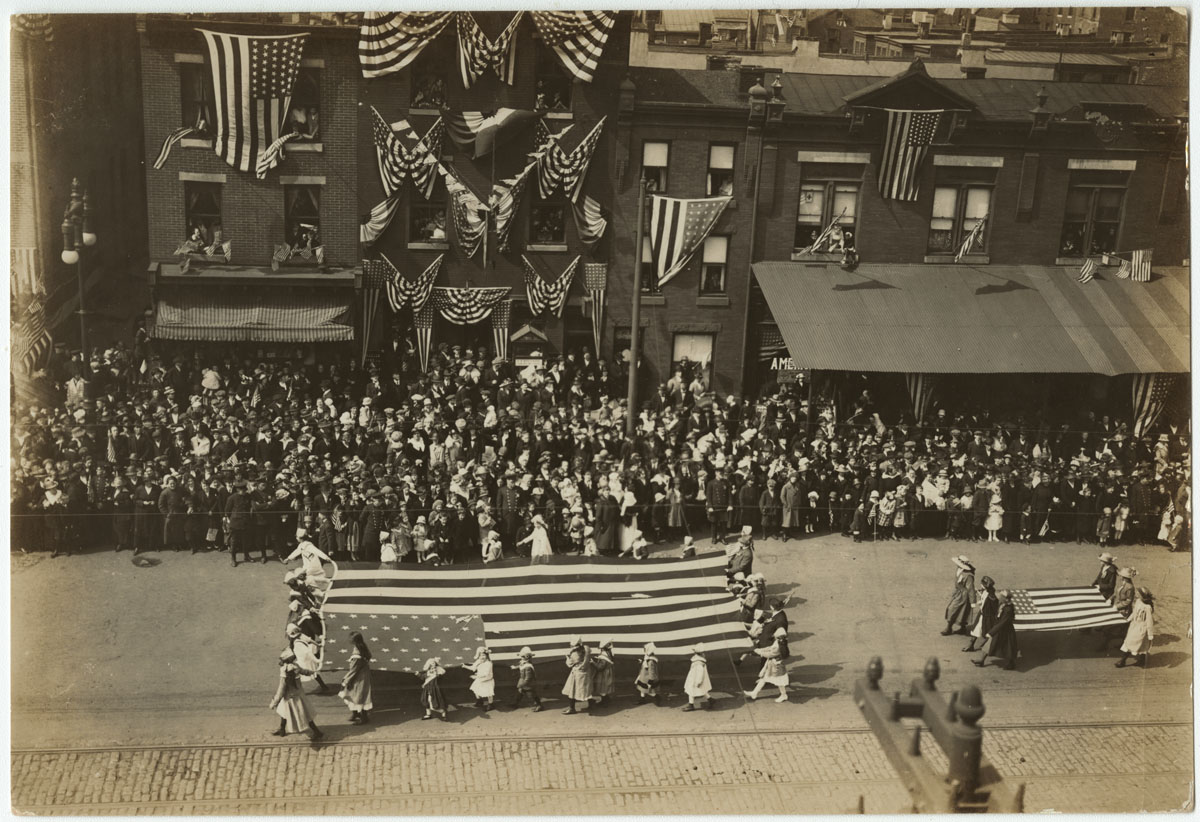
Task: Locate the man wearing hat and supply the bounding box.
[224,479,254,567]
[942,555,978,636]
[1092,552,1118,601]
[705,468,733,545]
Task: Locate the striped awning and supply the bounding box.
[150,293,354,342]
[752,263,1189,376]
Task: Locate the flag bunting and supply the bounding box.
[440,166,490,258]
[13,14,53,42]
[538,116,606,202]
[381,253,442,313]
[361,196,401,245]
[456,11,522,88]
[648,194,732,287]
[430,286,511,325]
[371,107,444,199]
[492,121,574,249]
[572,195,609,249]
[523,254,580,317]
[529,11,616,84]
[877,108,941,201]
[358,11,453,79]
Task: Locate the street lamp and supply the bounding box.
[60,177,95,356]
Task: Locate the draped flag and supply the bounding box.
[382,253,442,313]
[444,108,539,159]
[572,195,609,249]
[360,260,389,367]
[491,299,513,362]
[528,11,616,84]
[1010,588,1127,632]
[358,11,452,78]
[523,255,580,317]
[456,11,522,88]
[442,169,489,258]
[538,116,605,202]
[877,109,941,201]
[648,194,732,287]
[361,196,401,245]
[256,131,302,179]
[493,122,573,249]
[414,301,436,372]
[14,301,51,374]
[320,552,751,668]
[1132,373,1177,437]
[371,107,443,198]
[430,286,511,325]
[154,119,200,171]
[1077,258,1097,284]
[198,29,308,177]
[905,373,937,423]
[954,214,987,262]
[582,262,608,358]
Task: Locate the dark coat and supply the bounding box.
[595,493,619,554]
[985,601,1018,664]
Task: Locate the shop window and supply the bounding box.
[700,236,728,295]
[535,42,572,113]
[180,63,215,137]
[286,68,320,140]
[640,236,659,293]
[794,182,858,252]
[642,141,669,193]
[411,73,446,109]
[707,144,735,196]
[672,332,714,386]
[284,186,321,249]
[184,182,221,244]
[927,185,990,254]
[529,192,566,246]
[1059,176,1125,257]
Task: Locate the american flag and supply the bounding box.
[13,14,53,42]
[1132,373,1177,437]
[537,116,606,202]
[572,194,609,248]
[370,107,443,198]
[529,11,616,83]
[583,262,608,358]
[360,196,400,246]
[443,170,489,258]
[455,11,521,88]
[1010,587,1127,632]
[382,253,442,313]
[320,553,750,670]
[14,301,51,374]
[1077,258,1097,284]
[491,299,512,362]
[429,286,511,326]
[198,29,307,176]
[444,108,538,160]
[954,214,987,262]
[523,254,580,317]
[414,302,436,372]
[1130,248,1153,282]
[648,194,732,287]
[358,12,452,79]
[877,109,941,201]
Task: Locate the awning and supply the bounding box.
[752,263,1189,376]
[150,293,354,343]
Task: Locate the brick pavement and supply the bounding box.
[13,723,1192,815]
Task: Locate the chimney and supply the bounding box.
[961,31,972,49]
[918,20,931,37]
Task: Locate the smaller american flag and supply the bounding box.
[1010,587,1127,632]
[1130,248,1152,282]
[1077,258,1097,283]
[954,215,987,262]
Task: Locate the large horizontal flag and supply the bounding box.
[648,194,732,287]
[320,553,751,671]
[1010,587,1128,632]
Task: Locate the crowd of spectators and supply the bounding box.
[10,334,1192,562]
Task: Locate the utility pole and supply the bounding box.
[625,178,648,437]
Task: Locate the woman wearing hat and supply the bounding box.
[682,645,714,711]
[338,632,374,724]
[962,576,998,653]
[942,555,978,636]
[420,658,449,721]
[1098,567,1138,651]
[635,642,660,705]
[286,622,331,694]
[1092,552,1118,601]
[973,590,1018,670]
[463,646,496,711]
[270,650,324,740]
[561,636,593,715]
[511,647,542,711]
[1115,587,1155,668]
[743,627,790,703]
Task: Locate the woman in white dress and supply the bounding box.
[682,646,713,711]
[518,515,553,563]
[743,627,790,703]
[1115,587,1155,668]
[618,488,639,555]
[464,646,496,710]
[984,489,1004,542]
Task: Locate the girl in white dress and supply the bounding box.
[743,627,790,703]
[518,515,553,563]
[464,646,495,710]
[682,645,713,711]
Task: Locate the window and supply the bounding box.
[927,185,990,254]
[707,145,735,197]
[529,192,566,246]
[794,182,858,252]
[284,186,321,249]
[180,63,215,137]
[409,183,448,248]
[184,182,221,244]
[1125,7,1135,20]
[640,236,659,293]
[642,142,669,193]
[1160,31,1170,43]
[411,73,446,109]
[286,68,320,140]
[672,333,714,386]
[1059,178,1125,256]
[535,43,572,113]
[700,236,728,295]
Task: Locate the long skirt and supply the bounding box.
[275,692,315,733]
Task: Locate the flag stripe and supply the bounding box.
[1010,586,1126,632]
[358,12,453,78]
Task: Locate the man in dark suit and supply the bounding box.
[224,480,252,567]
[594,482,619,556]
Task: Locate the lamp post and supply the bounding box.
[60,177,96,357]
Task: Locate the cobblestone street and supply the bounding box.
[13,722,1192,814]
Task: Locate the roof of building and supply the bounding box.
[653,10,752,32]
[752,262,1189,376]
[986,49,1131,66]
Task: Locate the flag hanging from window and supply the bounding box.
[1132,373,1177,437]
[443,108,538,160]
[877,109,941,201]
[537,116,606,202]
[439,167,489,258]
[358,11,452,78]
[1077,258,1097,284]
[648,194,732,288]
[455,11,522,88]
[1009,588,1127,632]
[528,11,616,84]
[523,254,580,317]
[795,207,846,255]
[197,29,308,176]
[954,214,987,262]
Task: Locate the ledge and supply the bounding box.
[181,137,214,149]
[408,242,449,251]
[924,254,990,264]
[790,251,845,263]
[1056,256,1115,267]
[544,111,573,120]
[696,295,730,307]
[279,175,327,185]
[527,243,568,253]
[639,294,666,306]
[288,142,324,153]
[408,108,441,117]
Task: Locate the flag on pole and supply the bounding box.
[444,108,539,160]
[414,302,437,372]
[1130,248,1152,282]
[455,11,522,88]
[954,214,987,262]
[528,11,616,84]
[320,552,751,670]
[358,12,452,78]
[1132,373,1176,437]
[1009,587,1128,632]
[197,29,308,176]
[648,194,732,287]
[877,109,941,201]
[1077,258,1097,284]
[795,208,846,255]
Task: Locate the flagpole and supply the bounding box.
[626,178,647,438]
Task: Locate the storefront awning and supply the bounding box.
[752,263,1189,376]
[150,293,354,343]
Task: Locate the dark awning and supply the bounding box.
[150,293,354,343]
[752,262,1189,376]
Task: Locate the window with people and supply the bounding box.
[794,176,858,253]
[286,68,320,141]
[927,184,991,255]
[700,236,728,295]
[409,182,448,248]
[1058,172,1126,257]
[180,63,215,138]
[672,333,715,391]
[642,141,669,193]
[411,74,446,110]
[529,192,567,247]
[284,186,321,252]
[184,182,222,248]
[535,42,572,113]
[707,144,735,197]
